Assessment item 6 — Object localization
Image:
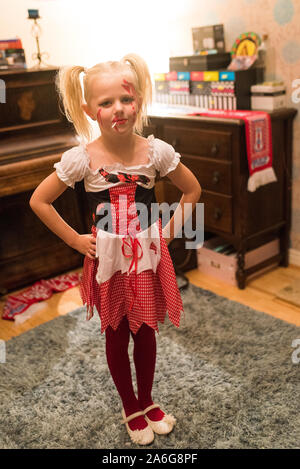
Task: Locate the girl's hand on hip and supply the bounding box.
[74,234,96,259]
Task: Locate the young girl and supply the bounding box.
[29,53,201,446]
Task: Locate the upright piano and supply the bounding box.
[0,68,86,294]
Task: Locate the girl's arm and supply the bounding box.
[29,171,96,259]
[161,162,202,245]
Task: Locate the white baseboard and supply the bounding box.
[289,248,300,267]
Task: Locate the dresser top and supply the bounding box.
[147,104,297,125]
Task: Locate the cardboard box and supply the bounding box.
[251,83,286,111]
[192,24,225,53]
[169,53,231,72]
[169,80,190,95]
[197,236,280,286]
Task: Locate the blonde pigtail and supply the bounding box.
[121,53,153,134]
[56,65,92,141]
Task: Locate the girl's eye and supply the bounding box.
[122,96,134,103]
[99,101,111,107]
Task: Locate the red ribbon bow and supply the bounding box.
[121,236,143,311]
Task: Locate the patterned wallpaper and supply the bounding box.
[200,0,300,250]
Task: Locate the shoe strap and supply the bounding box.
[143,403,160,414]
[121,410,144,425]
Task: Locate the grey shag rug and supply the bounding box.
[1,283,300,449]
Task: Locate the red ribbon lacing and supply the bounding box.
[121,235,143,311]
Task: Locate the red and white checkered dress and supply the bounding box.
[79,181,184,335]
[54,135,184,334]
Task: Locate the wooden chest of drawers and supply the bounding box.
[144,108,297,288]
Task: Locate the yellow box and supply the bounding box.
[154,73,166,81]
[203,71,219,81]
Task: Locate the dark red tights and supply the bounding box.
[105,315,164,431]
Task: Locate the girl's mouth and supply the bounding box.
[112,119,127,127]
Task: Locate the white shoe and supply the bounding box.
[121,408,154,445]
[143,403,176,435]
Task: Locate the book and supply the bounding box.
[0,48,26,70]
[0,38,23,50]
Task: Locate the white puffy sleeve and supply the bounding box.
[53,145,88,189]
[152,138,181,178]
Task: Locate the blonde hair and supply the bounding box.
[56,53,152,141]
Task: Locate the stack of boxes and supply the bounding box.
[190,70,236,110]
[154,59,264,110]
[251,82,286,111]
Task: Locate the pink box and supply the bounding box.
[190,71,204,81]
[197,236,280,286]
[166,71,178,81]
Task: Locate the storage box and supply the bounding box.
[154,67,264,109]
[197,236,280,286]
[169,53,231,72]
[203,71,219,81]
[166,71,178,81]
[251,83,286,111]
[169,80,190,95]
[153,73,166,81]
[219,70,235,81]
[192,24,225,53]
[155,80,169,94]
[177,71,190,81]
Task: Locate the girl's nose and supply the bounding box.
[114,100,123,112]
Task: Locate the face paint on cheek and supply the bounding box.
[122,80,138,123]
[122,79,137,100]
[131,103,137,120]
[124,81,137,114]
[122,79,132,95]
[122,84,130,94]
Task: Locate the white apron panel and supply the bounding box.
[95,220,161,284]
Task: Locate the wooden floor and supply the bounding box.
[1,264,300,341]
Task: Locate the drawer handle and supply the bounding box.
[213,208,222,220]
[211,143,219,156]
[212,171,220,184]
